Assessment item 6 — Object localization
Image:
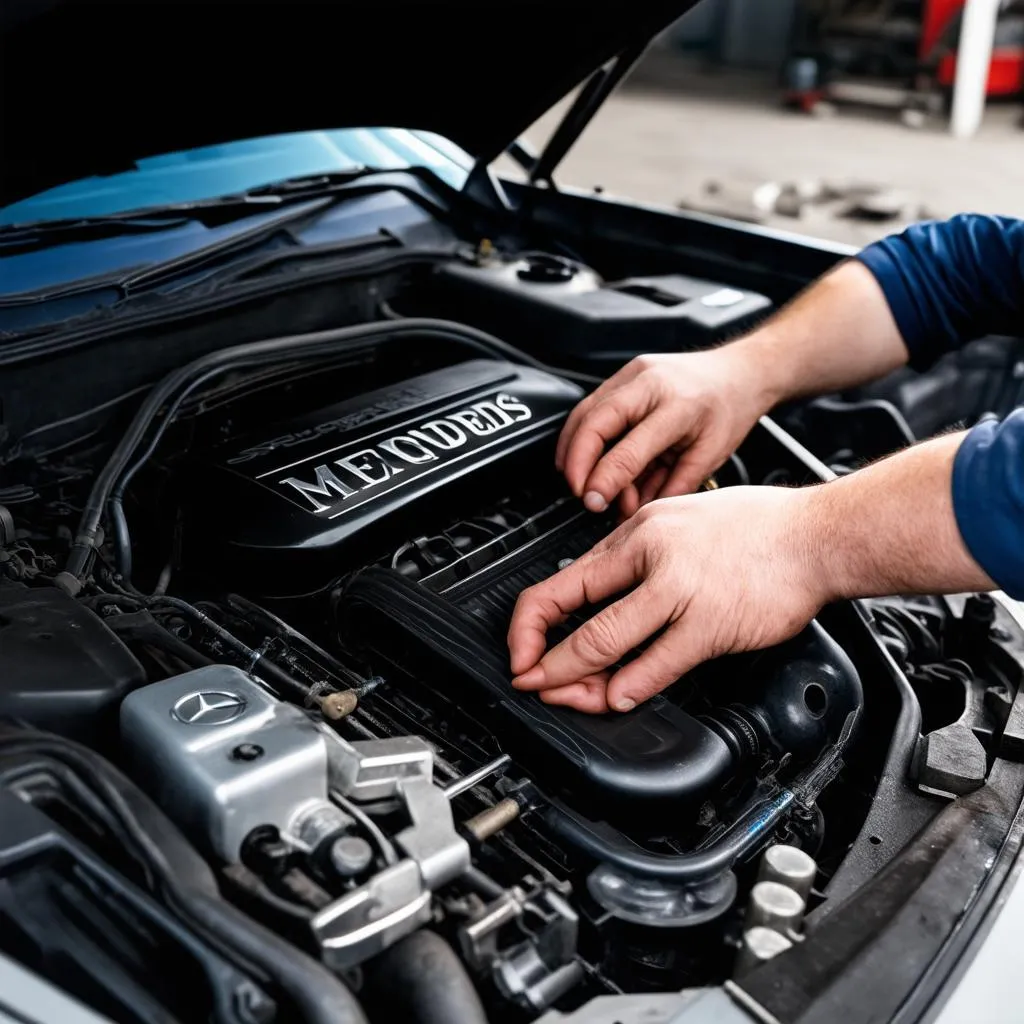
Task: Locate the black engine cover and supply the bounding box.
[339,502,737,816]
[185,359,582,594]
[339,504,862,818]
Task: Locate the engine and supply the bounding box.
[185,359,583,594]
[1,315,1015,1024]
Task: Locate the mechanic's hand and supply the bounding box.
[556,348,776,517]
[508,486,827,713]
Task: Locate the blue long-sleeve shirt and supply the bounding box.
[856,214,1024,598]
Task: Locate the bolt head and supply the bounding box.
[231,743,264,762]
[330,835,374,876]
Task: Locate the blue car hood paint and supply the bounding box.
[0,129,470,227]
[0,187,454,334]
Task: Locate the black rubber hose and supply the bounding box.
[105,611,214,670]
[361,930,488,1024]
[0,730,368,1024]
[542,789,797,883]
[542,707,859,884]
[61,317,598,587]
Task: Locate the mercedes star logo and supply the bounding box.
[172,690,248,726]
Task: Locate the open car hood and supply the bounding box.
[0,1,693,208]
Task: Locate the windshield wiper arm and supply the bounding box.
[0,166,376,252]
[0,197,339,307]
[0,213,199,252]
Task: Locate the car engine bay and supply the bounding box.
[3,235,1024,1024]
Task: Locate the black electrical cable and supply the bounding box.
[329,790,399,867]
[60,317,599,591]
[226,593,367,690]
[107,615,214,671]
[728,451,750,486]
[150,596,311,703]
[109,498,135,581]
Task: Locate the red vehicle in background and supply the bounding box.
[784,0,1024,116]
[928,0,1024,96]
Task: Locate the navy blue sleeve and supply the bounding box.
[953,411,1024,599]
[857,214,1024,369]
[857,215,1024,598]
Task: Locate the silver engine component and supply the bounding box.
[744,881,805,936]
[733,843,816,979]
[327,735,433,801]
[120,665,341,862]
[460,883,583,1013]
[312,741,472,966]
[311,858,434,968]
[734,926,794,977]
[120,665,471,968]
[756,843,817,901]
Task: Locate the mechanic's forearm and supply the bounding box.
[796,431,996,601]
[725,260,911,408]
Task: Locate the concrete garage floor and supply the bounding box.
[516,57,1024,249]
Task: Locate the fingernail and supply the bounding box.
[512,666,545,688]
[613,697,636,712]
[583,491,608,513]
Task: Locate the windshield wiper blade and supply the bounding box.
[241,169,375,198]
[0,197,338,306]
[0,166,375,252]
[0,213,201,251]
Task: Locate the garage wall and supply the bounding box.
[663,0,799,69]
[720,0,798,68]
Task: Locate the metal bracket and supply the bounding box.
[325,733,433,801]
[312,733,470,967]
[311,858,433,969]
[460,883,582,1012]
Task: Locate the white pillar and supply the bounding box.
[950,0,1001,138]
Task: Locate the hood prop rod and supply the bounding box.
[529,41,649,189]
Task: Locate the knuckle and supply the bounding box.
[637,368,664,397]
[631,522,654,551]
[630,511,669,552]
[604,444,641,478]
[514,585,541,613]
[568,401,592,428]
[574,615,621,662]
[596,390,628,422]
[629,676,664,703]
[631,503,660,529]
[573,411,604,445]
